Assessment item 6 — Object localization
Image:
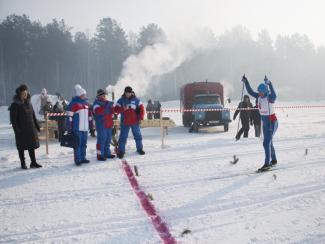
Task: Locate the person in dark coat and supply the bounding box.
[10,84,42,169]
[233,95,253,140]
[146,99,154,120]
[251,98,261,137]
[153,100,161,119]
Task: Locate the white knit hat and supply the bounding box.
[74,84,86,96]
[41,88,47,95]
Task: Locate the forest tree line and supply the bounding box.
[1,14,324,105]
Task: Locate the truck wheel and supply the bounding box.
[183,114,192,127]
[224,123,229,132]
[193,123,199,133]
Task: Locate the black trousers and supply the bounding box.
[18,149,36,164]
[236,120,250,139]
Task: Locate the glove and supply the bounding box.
[241,75,248,83]
[264,76,271,85]
[135,106,141,115]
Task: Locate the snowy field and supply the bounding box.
[1,100,325,243]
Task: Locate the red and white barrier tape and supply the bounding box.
[122,159,177,244]
[46,105,325,117]
[47,112,67,116]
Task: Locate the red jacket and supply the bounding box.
[115,95,144,126]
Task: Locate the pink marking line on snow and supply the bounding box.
[121,159,177,244]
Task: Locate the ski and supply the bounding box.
[256,166,277,173]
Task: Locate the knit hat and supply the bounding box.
[41,88,47,95]
[257,83,268,95]
[97,89,106,97]
[124,86,133,93]
[75,84,86,96]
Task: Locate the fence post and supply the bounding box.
[45,112,49,155]
[160,109,164,148]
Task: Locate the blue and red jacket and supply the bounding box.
[66,96,91,132]
[115,94,145,126]
[93,98,114,128]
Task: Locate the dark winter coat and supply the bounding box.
[251,105,261,125]
[10,94,40,150]
[146,102,154,120]
[233,96,253,122]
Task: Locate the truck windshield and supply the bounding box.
[194,95,221,104]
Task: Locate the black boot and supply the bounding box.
[271,160,277,166]
[117,151,124,159]
[82,159,90,163]
[137,149,145,155]
[28,149,41,168]
[21,162,28,170]
[106,155,116,159]
[19,150,27,169]
[257,163,271,172]
[97,156,106,161]
[30,162,42,168]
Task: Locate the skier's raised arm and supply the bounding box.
[264,78,277,102]
[242,75,258,99]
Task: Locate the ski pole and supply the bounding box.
[264,75,272,132]
[236,75,245,135]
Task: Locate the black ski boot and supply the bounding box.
[82,159,90,164]
[106,155,116,159]
[117,151,125,159]
[137,149,145,155]
[271,160,277,166]
[30,162,42,168]
[257,164,271,172]
[97,156,106,161]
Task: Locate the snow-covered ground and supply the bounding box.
[1,100,325,243]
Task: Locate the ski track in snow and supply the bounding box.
[1,101,325,243]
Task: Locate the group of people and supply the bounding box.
[9,76,278,172]
[146,99,161,120]
[233,95,261,140]
[66,85,145,166]
[9,84,146,168]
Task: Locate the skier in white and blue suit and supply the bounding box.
[66,84,91,166]
[242,75,278,171]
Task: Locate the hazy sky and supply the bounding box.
[1,0,324,47]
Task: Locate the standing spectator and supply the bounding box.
[146,99,154,120]
[10,84,42,169]
[93,89,116,161]
[233,95,253,140]
[52,93,67,142]
[39,88,51,116]
[66,84,91,166]
[115,86,145,159]
[242,75,278,171]
[251,98,261,137]
[153,100,161,119]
